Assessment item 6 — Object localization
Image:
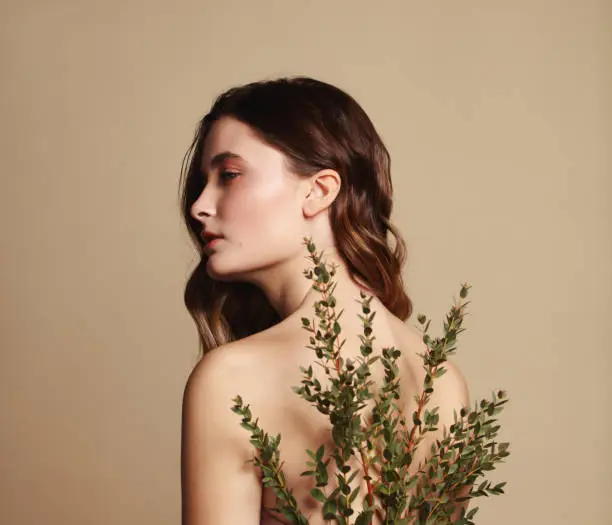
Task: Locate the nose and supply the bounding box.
[190,184,217,223]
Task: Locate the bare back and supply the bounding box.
[233,307,468,525]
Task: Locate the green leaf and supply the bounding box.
[310,488,326,503]
[355,509,374,525]
[280,505,300,524]
[434,367,447,378]
[322,498,337,520]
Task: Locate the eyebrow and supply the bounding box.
[201,151,244,174]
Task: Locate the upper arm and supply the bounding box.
[429,358,470,433]
[423,359,472,520]
[181,347,262,525]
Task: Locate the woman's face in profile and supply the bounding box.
[190,116,307,282]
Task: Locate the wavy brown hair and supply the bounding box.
[178,76,412,358]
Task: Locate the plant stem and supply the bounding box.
[401,307,464,522]
[359,446,375,506]
[317,262,357,523]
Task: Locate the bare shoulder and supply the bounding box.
[398,321,471,422]
[434,359,470,407]
[184,330,287,422]
[421,354,471,436]
[184,335,267,404]
[187,338,253,379]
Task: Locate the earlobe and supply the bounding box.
[302,194,319,217]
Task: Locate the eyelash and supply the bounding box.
[202,170,240,187]
[220,170,240,181]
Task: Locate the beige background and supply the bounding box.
[1,0,610,523]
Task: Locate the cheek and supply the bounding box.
[223,185,301,241]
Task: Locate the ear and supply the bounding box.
[303,169,341,218]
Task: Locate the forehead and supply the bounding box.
[200,117,268,168]
[204,116,255,148]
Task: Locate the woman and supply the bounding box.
[179,76,470,524]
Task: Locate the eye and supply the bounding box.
[220,170,240,182]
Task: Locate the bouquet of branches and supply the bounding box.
[232,237,510,525]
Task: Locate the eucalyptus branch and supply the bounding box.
[231,395,309,525]
[230,237,510,525]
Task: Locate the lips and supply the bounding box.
[202,230,222,242]
[203,234,223,246]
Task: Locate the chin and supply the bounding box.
[205,257,242,283]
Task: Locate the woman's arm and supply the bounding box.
[181,345,262,525]
[423,359,472,522]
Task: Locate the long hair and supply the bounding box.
[178,76,412,357]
